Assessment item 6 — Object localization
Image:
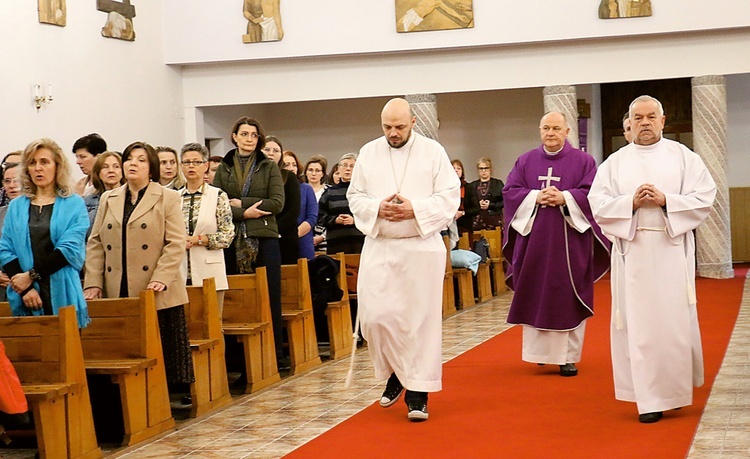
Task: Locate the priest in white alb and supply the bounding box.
[347,98,460,422]
[588,95,717,424]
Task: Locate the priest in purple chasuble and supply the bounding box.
[503,112,611,377]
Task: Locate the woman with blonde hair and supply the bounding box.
[465,156,504,231]
[0,138,90,327]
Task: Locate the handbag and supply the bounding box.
[472,237,490,263]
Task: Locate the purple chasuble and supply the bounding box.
[503,141,610,330]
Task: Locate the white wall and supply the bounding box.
[0,2,184,175]
[164,0,750,64]
[727,74,750,187]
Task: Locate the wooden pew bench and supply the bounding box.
[82,290,175,447]
[184,277,231,417]
[0,306,101,459]
[442,236,458,318]
[482,227,508,295]
[460,232,493,303]
[280,259,322,375]
[451,236,476,310]
[324,253,353,360]
[224,269,280,393]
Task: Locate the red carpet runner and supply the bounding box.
[287,269,746,459]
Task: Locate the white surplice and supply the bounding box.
[347,133,460,392]
[588,138,716,414]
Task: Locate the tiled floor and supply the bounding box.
[2,275,748,458]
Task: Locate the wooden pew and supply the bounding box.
[442,236,457,318]
[326,253,353,360]
[482,227,508,295]
[184,277,231,417]
[82,290,175,447]
[0,306,102,459]
[224,269,280,393]
[459,233,492,303]
[280,259,322,375]
[452,235,475,309]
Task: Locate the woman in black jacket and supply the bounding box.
[465,157,504,231]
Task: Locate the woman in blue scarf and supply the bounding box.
[0,138,90,328]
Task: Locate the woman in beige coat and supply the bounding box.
[84,141,193,390]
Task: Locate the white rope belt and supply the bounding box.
[635,226,666,232]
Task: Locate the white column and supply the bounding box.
[183,106,205,144]
[692,75,734,279]
[543,85,579,148]
[405,94,439,141]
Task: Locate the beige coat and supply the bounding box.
[85,182,188,310]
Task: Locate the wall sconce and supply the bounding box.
[33,84,53,112]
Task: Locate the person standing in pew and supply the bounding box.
[84,141,194,394]
[0,138,91,328]
[178,143,234,315]
[348,98,460,422]
[503,112,611,377]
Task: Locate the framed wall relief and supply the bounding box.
[598,0,652,19]
[38,0,66,27]
[242,0,284,43]
[395,0,474,33]
[97,0,136,41]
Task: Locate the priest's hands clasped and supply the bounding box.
[536,186,565,207]
[632,183,666,210]
[379,193,415,222]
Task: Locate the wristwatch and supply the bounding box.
[197,235,204,246]
[29,268,41,281]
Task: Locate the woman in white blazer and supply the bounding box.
[177,143,234,314]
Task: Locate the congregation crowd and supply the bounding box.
[0,94,719,434]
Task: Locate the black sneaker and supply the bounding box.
[405,391,429,422]
[379,373,404,407]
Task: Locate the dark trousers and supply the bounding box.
[255,237,283,359]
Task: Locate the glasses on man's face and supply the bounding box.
[478,167,491,171]
[181,160,206,167]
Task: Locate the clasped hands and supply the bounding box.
[536,186,565,207]
[378,193,415,222]
[633,183,666,210]
[8,271,42,310]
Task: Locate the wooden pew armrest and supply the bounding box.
[222,322,266,335]
[86,358,157,374]
[190,338,220,352]
[22,383,74,401]
[326,299,349,309]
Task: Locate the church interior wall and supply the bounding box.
[0,2,184,172]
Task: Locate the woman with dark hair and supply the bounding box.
[282,151,318,260]
[465,157,504,231]
[84,151,124,231]
[72,133,107,196]
[451,159,472,234]
[304,155,328,252]
[327,163,341,186]
[0,138,90,327]
[212,117,286,367]
[262,136,300,265]
[84,141,193,389]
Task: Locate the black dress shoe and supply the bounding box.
[638,412,663,423]
[559,363,578,377]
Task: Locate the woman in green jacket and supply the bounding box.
[213,117,286,367]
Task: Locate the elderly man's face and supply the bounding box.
[539,113,570,152]
[623,119,632,143]
[631,100,665,146]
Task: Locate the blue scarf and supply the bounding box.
[0,195,91,327]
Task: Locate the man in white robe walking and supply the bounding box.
[589,95,717,423]
[347,98,460,422]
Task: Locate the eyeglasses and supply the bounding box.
[478,167,491,171]
[181,160,206,167]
